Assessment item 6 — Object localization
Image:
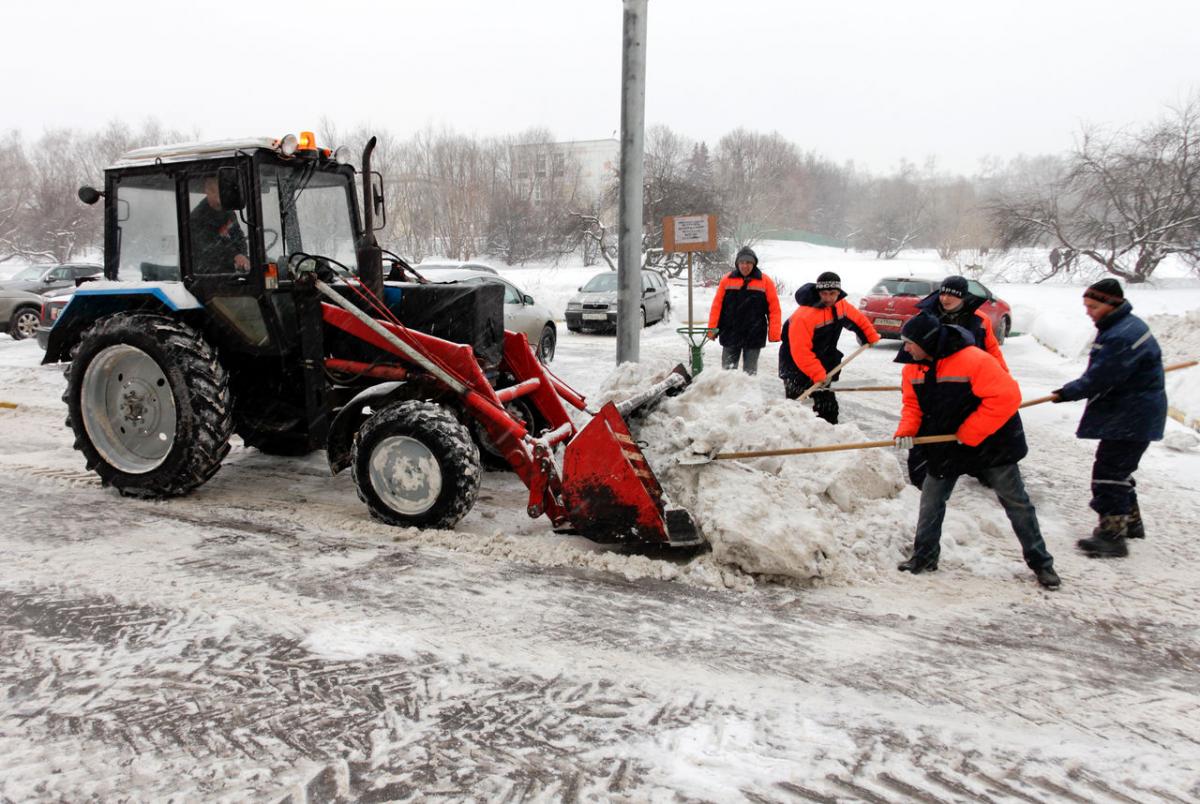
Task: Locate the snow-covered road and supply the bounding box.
[2,312,1199,801]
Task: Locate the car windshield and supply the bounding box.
[582,273,618,292]
[871,279,935,297]
[11,266,44,281]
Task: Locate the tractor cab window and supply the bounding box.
[187,173,249,275]
[114,173,181,282]
[260,165,357,275]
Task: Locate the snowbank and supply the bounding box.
[601,361,914,584]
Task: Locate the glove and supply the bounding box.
[1050,388,1064,403]
[894,436,914,450]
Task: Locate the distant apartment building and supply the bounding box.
[513,138,619,207]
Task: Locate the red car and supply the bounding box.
[858,275,1012,343]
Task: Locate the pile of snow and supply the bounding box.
[599,361,914,584]
[1147,309,1200,427]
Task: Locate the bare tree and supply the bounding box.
[850,165,927,259]
[991,98,1200,282]
[712,129,803,246]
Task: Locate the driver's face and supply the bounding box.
[204,177,221,210]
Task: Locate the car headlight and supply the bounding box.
[566,302,582,310]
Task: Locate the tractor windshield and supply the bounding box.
[260,164,357,273]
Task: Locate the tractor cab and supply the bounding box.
[78,133,367,357]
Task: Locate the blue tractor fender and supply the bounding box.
[42,284,203,364]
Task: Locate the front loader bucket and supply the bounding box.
[560,402,703,547]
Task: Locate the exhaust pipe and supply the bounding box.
[356,136,384,298]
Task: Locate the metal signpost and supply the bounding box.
[663,213,718,374]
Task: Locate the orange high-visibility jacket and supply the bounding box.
[786,298,881,384]
[707,268,782,348]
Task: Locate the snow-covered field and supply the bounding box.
[2,243,1199,801]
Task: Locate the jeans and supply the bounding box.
[910,463,1054,570]
[722,346,761,375]
[1090,439,1149,516]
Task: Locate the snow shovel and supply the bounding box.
[679,433,959,465]
[796,342,874,403]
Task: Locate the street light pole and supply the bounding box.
[616,0,647,364]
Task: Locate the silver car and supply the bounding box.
[0,288,45,341]
[416,268,558,362]
[565,269,671,332]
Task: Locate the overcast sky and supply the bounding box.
[4,0,1197,174]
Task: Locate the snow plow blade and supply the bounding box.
[560,401,703,547]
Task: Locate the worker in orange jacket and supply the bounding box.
[914,275,1008,372]
[892,313,1060,590]
[778,271,881,424]
[706,246,782,374]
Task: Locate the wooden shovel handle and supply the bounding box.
[834,360,1198,407]
[711,433,957,460]
[1018,360,1197,409]
[797,342,873,403]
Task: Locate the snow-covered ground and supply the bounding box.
[2,243,1199,801]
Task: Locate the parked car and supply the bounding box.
[415,259,499,275]
[565,269,671,332]
[858,275,1012,342]
[0,263,102,295]
[0,288,45,341]
[35,285,78,349]
[417,267,558,362]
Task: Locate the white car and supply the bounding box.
[416,267,558,363]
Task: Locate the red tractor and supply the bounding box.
[46,132,700,547]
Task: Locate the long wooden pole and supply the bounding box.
[797,342,873,403]
[706,433,958,462]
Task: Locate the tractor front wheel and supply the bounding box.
[352,400,481,529]
[66,313,233,497]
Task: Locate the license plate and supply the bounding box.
[582,313,608,321]
[875,318,902,327]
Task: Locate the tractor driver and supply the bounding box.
[189,175,250,274]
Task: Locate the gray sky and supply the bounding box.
[4,0,1197,174]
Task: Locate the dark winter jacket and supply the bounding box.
[778,284,881,383]
[707,266,782,349]
[1056,301,1166,441]
[189,200,247,274]
[895,325,1028,479]
[909,290,1009,371]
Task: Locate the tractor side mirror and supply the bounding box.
[78,186,102,205]
[217,167,245,211]
[369,171,386,231]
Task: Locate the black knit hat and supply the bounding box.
[900,313,942,355]
[939,275,968,298]
[734,246,758,267]
[815,271,841,291]
[1083,278,1124,306]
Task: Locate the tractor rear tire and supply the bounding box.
[352,400,481,529]
[65,313,233,497]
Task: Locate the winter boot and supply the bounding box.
[1126,505,1145,539]
[897,556,938,574]
[1034,567,1061,590]
[1076,515,1129,558]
